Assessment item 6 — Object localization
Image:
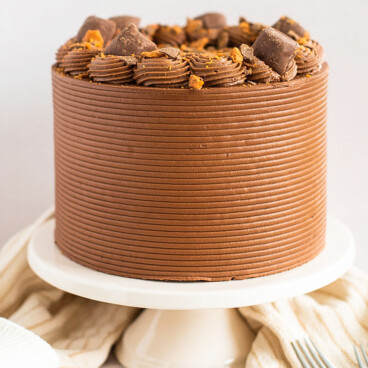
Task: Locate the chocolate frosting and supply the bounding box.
[226,20,264,47]
[140,24,159,40]
[185,18,220,45]
[88,54,136,84]
[60,46,99,76]
[217,30,230,49]
[153,25,187,47]
[55,38,77,66]
[52,63,328,281]
[273,16,309,42]
[281,59,298,81]
[239,45,279,84]
[295,40,323,75]
[246,58,280,83]
[134,56,190,87]
[189,54,246,87]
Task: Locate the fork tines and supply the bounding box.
[354,345,368,368]
[291,338,336,368]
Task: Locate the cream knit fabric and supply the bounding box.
[0,208,366,367]
[0,209,139,368]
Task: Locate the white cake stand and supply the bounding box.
[28,216,355,368]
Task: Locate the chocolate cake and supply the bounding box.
[53,13,327,281]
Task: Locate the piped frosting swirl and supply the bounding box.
[88,54,136,84]
[295,40,324,76]
[247,59,280,83]
[185,18,221,45]
[226,19,265,47]
[134,49,190,87]
[281,59,298,81]
[153,25,187,47]
[188,53,246,87]
[60,44,100,77]
[55,14,326,87]
[240,44,280,84]
[55,38,77,66]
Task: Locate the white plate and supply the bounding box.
[0,317,59,368]
[28,216,355,310]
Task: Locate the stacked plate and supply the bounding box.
[0,317,59,368]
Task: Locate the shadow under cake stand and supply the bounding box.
[27,216,355,368]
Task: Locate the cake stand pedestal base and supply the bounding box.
[117,308,254,368]
[28,216,355,368]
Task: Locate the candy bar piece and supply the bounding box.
[104,24,157,56]
[109,15,141,30]
[76,15,116,43]
[272,16,309,40]
[195,13,226,29]
[252,27,298,75]
[159,47,181,59]
[239,44,256,64]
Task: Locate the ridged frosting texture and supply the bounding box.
[281,59,298,81]
[53,64,328,281]
[153,25,186,47]
[134,56,190,87]
[245,57,280,83]
[189,54,246,87]
[60,46,99,77]
[226,20,265,47]
[295,41,324,76]
[55,38,77,66]
[88,54,135,84]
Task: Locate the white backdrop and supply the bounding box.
[1,0,368,269]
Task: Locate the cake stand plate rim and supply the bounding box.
[27,215,355,310]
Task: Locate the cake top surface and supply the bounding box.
[55,13,325,90]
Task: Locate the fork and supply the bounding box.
[291,338,336,368]
[354,345,368,367]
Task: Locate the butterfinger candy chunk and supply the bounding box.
[104,24,157,56]
[189,37,209,50]
[272,16,309,41]
[82,30,104,46]
[252,27,298,75]
[230,47,243,63]
[141,50,165,58]
[76,16,116,43]
[186,18,203,35]
[189,74,204,90]
[195,13,226,29]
